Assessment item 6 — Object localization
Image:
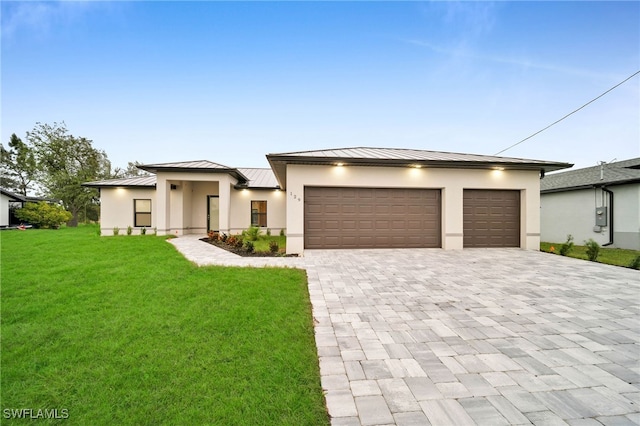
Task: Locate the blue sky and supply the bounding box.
[2,1,638,171]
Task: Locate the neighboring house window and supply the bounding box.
[134,199,151,227]
[251,201,267,227]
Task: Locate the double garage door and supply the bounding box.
[304,187,520,249]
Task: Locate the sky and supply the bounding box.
[2,1,639,172]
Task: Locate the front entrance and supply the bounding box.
[207,195,219,232]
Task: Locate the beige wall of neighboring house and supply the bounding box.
[285,164,541,254]
[1,193,10,227]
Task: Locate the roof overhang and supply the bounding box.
[267,154,573,189]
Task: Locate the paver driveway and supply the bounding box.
[170,237,640,425]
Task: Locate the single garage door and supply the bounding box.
[305,187,441,249]
[464,189,520,247]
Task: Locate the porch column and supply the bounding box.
[156,175,170,236]
[218,177,231,235]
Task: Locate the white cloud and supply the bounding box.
[1,1,104,40]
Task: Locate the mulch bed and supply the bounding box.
[199,237,298,257]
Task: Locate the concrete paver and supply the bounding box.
[170,235,640,425]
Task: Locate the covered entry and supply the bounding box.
[304,187,441,249]
[463,189,521,247]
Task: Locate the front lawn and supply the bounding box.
[1,225,328,425]
[541,241,640,269]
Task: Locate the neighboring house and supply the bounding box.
[0,188,59,228]
[84,147,571,255]
[540,158,640,250]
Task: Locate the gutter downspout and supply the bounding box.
[601,187,614,246]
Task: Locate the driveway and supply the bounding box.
[171,237,640,425]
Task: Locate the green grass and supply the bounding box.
[252,235,286,253]
[1,225,328,425]
[541,241,640,269]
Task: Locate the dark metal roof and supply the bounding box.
[83,175,157,188]
[236,168,279,188]
[0,188,59,203]
[84,168,277,189]
[541,158,640,193]
[137,160,248,182]
[267,147,573,189]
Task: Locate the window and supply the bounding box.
[251,201,267,227]
[134,199,152,227]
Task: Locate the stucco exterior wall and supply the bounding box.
[229,188,286,234]
[285,164,541,254]
[155,172,236,236]
[541,184,640,250]
[613,184,640,250]
[99,187,157,235]
[1,193,11,227]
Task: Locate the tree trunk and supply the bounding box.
[68,207,79,227]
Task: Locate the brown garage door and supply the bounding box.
[304,187,441,249]
[464,189,520,248]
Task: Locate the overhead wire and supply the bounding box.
[494,70,640,156]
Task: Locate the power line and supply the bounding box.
[494,70,640,156]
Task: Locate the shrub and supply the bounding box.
[243,226,261,241]
[244,240,255,253]
[14,202,72,229]
[269,240,279,253]
[219,233,228,242]
[584,239,600,262]
[266,228,271,237]
[234,235,244,248]
[207,230,218,241]
[629,256,640,270]
[141,227,147,235]
[127,225,133,236]
[113,227,120,236]
[559,234,574,256]
[279,229,285,237]
[227,235,237,246]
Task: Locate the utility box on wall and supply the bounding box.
[595,207,608,226]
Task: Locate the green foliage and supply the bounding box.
[234,235,244,248]
[0,133,37,195]
[113,227,120,236]
[559,234,574,256]
[244,240,255,253]
[127,225,133,236]
[629,256,640,270]
[141,227,147,235]
[266,228,272,237]
[279,228,285,237]
[584,239,600,262]
[14,202,72,229]
[269,240,279,253]
[27,122,113,226]
[242,226,261,241]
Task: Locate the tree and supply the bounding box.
[113,161,151,178]
[27,122,111,227]
[0,133,37,195]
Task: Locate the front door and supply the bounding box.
[207,195,219,232]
